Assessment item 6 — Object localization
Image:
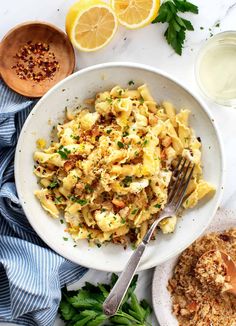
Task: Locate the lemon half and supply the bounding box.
[111,0,160,29]
[66,0,118,52]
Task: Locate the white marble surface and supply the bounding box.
[1,0,236,325]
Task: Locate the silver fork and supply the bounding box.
[103,157,195,316]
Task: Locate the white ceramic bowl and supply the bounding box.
[152,209,235,326]
[15,62,224,272]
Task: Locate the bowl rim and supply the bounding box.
[14,61,225,271]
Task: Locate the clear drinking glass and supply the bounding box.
[195,31,236,107]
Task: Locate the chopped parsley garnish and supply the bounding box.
[131,243,136,250]
[131,208,139,215]
[117,141,124,148]
[122,176,132,187]
[70,196,88,206]
[85,184,93,193]
[152,0,199,55]
[55,196,62,204]
[76,199,88,206]
[139,98,144,104]
[106,97,113,104]
[106,129,112,134]
[48,180,59,189]
[143,139,149,146]
[57,147,71,159]
[60,219,64,224]
[154,203,161,209]
[101,208,106,213]
[118,90,123,96]
[96,243,102,248]
[63,237,68,241]
[71,135,80,140]
[121,217,126,224]
[87,233,92,240]
[122,131,129,137]
[128,80,135,86]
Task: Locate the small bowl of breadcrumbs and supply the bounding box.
[168,228,236,326]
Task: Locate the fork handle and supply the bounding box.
[103,241,146,316]
[103,215,165,316]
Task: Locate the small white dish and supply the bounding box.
[152,209,235,326]
[15,62,224,272]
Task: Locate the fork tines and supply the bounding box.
[168,157,195,210]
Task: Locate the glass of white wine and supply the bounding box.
[195,31,236,107]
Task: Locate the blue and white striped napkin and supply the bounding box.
[0,80,87,326]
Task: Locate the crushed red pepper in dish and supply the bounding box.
[11,41,60,82]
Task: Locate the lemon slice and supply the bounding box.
[66,0,118,52]
[111,0,160,29]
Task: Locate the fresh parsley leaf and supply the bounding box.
[59,274,152,326]
[140,299,153,319]
[173,0,198,13]
[106,129,112,134]
[111,273,119,287]
[154,203,161,209]
[152,0,198,55]
[59,297,78,321]
[86,314,107,325]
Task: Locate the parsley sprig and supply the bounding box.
[152,0,198,55]
[59,274,152,326]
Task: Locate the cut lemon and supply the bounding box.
[66,0,118,52]
[111,0,160,29]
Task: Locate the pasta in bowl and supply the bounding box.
[15,62,223,271]
[33,84,215,247]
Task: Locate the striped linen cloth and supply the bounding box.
[0,80,87,326]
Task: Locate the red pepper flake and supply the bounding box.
[11,41,60,82]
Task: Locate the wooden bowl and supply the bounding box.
[0,22,75,98]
